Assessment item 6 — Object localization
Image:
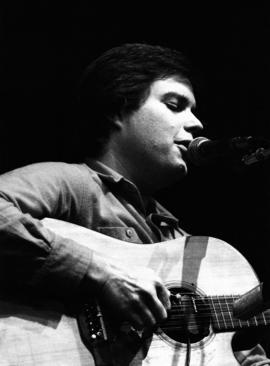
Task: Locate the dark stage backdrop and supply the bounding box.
[2,2,270,352]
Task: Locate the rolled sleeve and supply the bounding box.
[0,162,95,298]
[29,231,93,299]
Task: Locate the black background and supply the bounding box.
[2,2,270,353]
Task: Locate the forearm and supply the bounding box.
[0,162,92,298]
[0,207,93,299]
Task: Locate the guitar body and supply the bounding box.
[0,219,260,365]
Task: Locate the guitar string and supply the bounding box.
[166,316,270,323]
[160,317,270,329]
[163,316,267,324]
[167,309,270,323]
[160,324,265,329]
[170,301,270,311]
[159,318,269,330]
[164,314,269,322]
[158,297,270,330]
[168,310,270,318]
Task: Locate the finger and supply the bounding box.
[134,297,157,328]
[157,284,171,310]
[147,281,171,321]
[151,295,168,321]
[154,280,171,312]
[127,301,156,330]
[128,312,145,330]
[142,288,168,323]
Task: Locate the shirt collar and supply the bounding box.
[84,158,124,184]
[84,158,179,224]
[85,158,149,214]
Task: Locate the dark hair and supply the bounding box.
[77,43,192,157]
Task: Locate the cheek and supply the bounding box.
[130,107,175,149]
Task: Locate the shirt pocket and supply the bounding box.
[97,227,142,243]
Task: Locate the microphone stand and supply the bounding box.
[242,147,270,166]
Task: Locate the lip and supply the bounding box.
[174,140,191,152]
[176,144,188,153]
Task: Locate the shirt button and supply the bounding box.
[126,228,133,238]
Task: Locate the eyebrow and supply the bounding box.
[162,92,196,109]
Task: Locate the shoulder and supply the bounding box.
[1,161,92,180]
[0,162,101,194]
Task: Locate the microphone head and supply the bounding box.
[187,135,270,167]
[187,137,211,166]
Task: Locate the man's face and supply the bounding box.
[116,77,203,190]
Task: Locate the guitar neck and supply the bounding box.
[208,295,270,332]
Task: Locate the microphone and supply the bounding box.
[187,136,260,166]
[233,282,270,319]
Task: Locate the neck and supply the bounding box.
[98,150,158,195]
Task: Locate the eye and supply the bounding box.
[164,94,190,112]
[165,100,186,112]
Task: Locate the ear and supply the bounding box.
[111,113,127,130]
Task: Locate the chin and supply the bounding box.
[175,158,188,174]
[165,162,187,184]
[177,164,188,178]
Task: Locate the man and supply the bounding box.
[0,43,269,365]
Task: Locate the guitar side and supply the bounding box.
[0,219,260,365]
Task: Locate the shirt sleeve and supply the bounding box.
[0,162,94,299]
[234,344,270,365]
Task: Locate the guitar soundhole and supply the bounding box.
[160,286,211,343]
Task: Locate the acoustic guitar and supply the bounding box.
[0,218,269,365]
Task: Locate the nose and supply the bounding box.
[183,111,204,138]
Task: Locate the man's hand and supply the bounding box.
[100,266,171,330]
[83,252,171,330]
